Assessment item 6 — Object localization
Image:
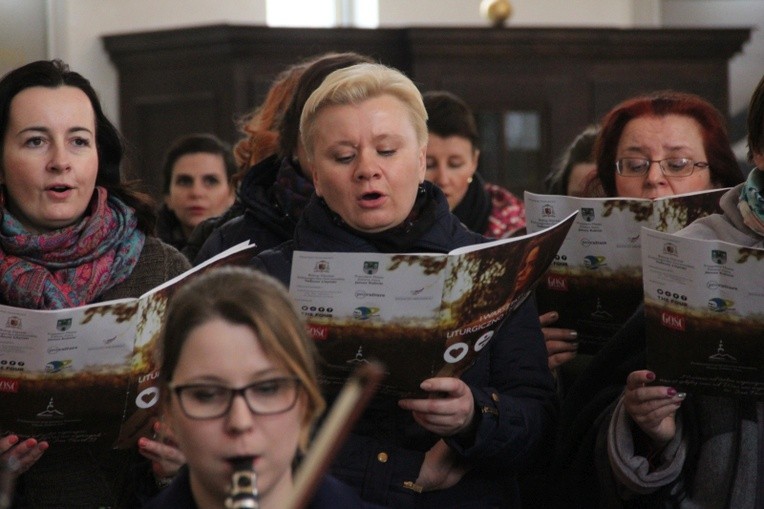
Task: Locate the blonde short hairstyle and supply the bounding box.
[299,62,428,158]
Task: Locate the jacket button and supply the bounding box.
[377,452,389,463]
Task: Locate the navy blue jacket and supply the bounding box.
[194,155,309,265]
[141,467,377,509]
[253,183,557,508]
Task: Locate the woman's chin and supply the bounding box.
[346,214,401,233]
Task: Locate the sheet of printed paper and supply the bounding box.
[0,301,138,446]
[642,229,764,398]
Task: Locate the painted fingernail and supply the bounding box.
[646,372,656,381]
[7,435,19,445]
[138,438,147,448]
[667,387,677,397]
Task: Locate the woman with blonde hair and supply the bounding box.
[253,62,555,508]
[143,266,377,508]
[190,52,373,264]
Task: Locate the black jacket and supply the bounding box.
[253,183,557,508]
[141,467,379,509]
[155,203,187,252]
[193,154,310,264]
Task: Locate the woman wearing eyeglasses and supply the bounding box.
[542,93,746,382]
[543,91,745,373]
[595,90,743,199]
[142,267,378,509]
[553,91,748,508]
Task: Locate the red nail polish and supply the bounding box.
[646,372,655,381]
[667,387,677,397]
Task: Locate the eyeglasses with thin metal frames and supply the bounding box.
[615,157,709,178]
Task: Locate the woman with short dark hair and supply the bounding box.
[157,133,236,251]
[423,90,526,238]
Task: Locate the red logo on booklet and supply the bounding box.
[660,311,685,332]
[308,325,329,341]
[546,274,568,291]
[0,378,19,393]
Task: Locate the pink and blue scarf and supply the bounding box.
[0,187,145,309]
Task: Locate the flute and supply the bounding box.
[286,361,385,509]
[224,456,258,509]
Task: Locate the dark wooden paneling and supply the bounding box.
[104,24,750,200]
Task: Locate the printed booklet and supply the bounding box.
[642,229,764,399]
[289,213,577,397]
[524,189,727,353]
[0,242,258,450]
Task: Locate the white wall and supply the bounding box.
[46,0,267,123]
[661,0,764,115]
[378,0,651,27]
[14,0,651,125]
[0,0,47,73]
[661,0,764,156]
[1,0,760,127]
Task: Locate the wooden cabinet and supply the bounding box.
[104,25,749,200]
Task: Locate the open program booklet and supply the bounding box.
[0,242,258,450]
[289,212,577,397]
[642,229,764,399]
[524,188,728,354]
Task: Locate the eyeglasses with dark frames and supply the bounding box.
[615,157,709,178]
[169,377,301,420]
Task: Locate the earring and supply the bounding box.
[467,177,474,184]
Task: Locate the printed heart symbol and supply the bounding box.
[448,346,465,360]
[444,341,470,364]
[136,386,160,409]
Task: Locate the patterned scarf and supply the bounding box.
[0,187,145,309]
[738,168,764,236]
